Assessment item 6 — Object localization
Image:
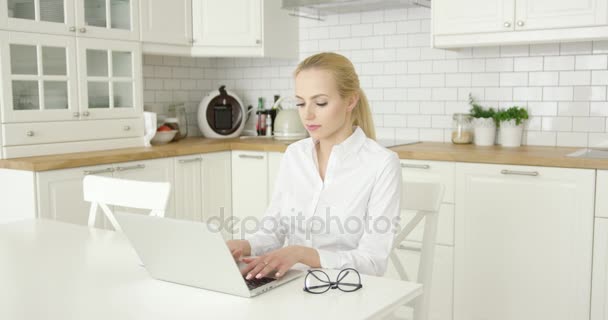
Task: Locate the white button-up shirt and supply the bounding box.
[246,127,402,276]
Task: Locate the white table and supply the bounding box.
[0,219,422,320]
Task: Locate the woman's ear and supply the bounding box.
[346,94,359,112]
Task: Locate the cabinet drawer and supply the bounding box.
[597,171,608,218]
[401,159,455,203]
[2,119,143,146]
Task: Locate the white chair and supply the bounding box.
[83,175,171,231]
[389,181,444,320]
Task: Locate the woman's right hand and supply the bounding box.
[226,239,252,262]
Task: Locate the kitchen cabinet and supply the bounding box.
[454,162,595,320]
[173,151,232,239]
[0,31,143,158]
[433,0,608,48]
[140,0,192,55]
[231,150,268,240]
[113,158,175,217]
[1,0,139,40]
[37,157,175,229]
[592,218,608,320]
[190,0,298,58]
[385,243,454,320]
[267,151,283,199]
[597,170,608,218]
[37,163,114,228]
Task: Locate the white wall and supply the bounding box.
[143,7,608,147]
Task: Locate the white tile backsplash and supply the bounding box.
[143,7,608,146]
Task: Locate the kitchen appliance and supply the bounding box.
[282,0,430,19]
[198,86,246,139]
[272,96,308,141]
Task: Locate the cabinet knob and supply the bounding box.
[26,131,34,137]
[73,112,80,118]
[504,21,511,28]
[79,27,87,33]
[69,26,76,32]
[255,39,261,45]
[190,39,196,44]
[516,20,525,27]
[82,111,90,117]
[123,125,130,131]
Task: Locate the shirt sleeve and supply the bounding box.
[317,152,402,276]
[245,152,290,257]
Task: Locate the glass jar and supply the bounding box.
[164,118,183,142]
[451,113,473,144]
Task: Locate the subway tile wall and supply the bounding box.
[143,7,608,147]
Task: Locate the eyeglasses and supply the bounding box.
[303,268,363,294]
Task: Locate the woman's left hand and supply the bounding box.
[241,245,304,280]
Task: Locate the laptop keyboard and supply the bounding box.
[245,276,276,290]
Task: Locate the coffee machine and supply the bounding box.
[197,85,246,138]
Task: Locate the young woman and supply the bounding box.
[227,52,401,279]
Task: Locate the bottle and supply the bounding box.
[265,111,272,137]
[256,97,264,136]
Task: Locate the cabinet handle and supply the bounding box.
[179,157,203,164]
[239,154,264,160]
[504,21,511,28]
[26,130,34,137]
[397,243,421,252]
[69,26,76,32]
[79,27,87,33]
[401,163,430,170]
[82,111,90,117]
[115,164,146,172]
[190,39,196,44]
[73,112,80,118]
[84,167,115,175]
[123,125,130,131]
[255,39,261,45]
[516,20,525,27]
[500,169,539,177]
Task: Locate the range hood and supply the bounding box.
[282,0,430,19]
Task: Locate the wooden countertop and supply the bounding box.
[0,137,607,171]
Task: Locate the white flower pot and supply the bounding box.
[499,119,524,147]
[472,118,496,146]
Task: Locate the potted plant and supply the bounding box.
[495,106,529,147]
[468,94,497,146]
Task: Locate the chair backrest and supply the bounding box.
[83,175,171,231]
[390,181,444,320]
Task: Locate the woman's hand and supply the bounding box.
[241,245,320,279]
[226,240,251,262]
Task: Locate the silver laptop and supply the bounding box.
[114,212,303,298]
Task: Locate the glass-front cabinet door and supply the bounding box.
[76,38,141,119]
[3,0,76,35]
[75,0,139,41]
[0,31,78,123]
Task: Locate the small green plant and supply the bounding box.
[494,106,529,125]
[468,93,496,119]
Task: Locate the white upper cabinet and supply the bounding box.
[454,163,595,320]
[0,31,78,123]
[1,0,139,40]
[433,0,608,48]
[516,0,607,30]
[140,0,192,46]
[2,0,75,35]
[193,0,261,48]
[76,38,142,120]
[433,0,515,35]
[75,0,140,41]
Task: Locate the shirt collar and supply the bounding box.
[308,126,367,158]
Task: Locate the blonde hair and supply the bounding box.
[294,52,376,140]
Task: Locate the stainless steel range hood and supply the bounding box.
[282,0,430,19]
